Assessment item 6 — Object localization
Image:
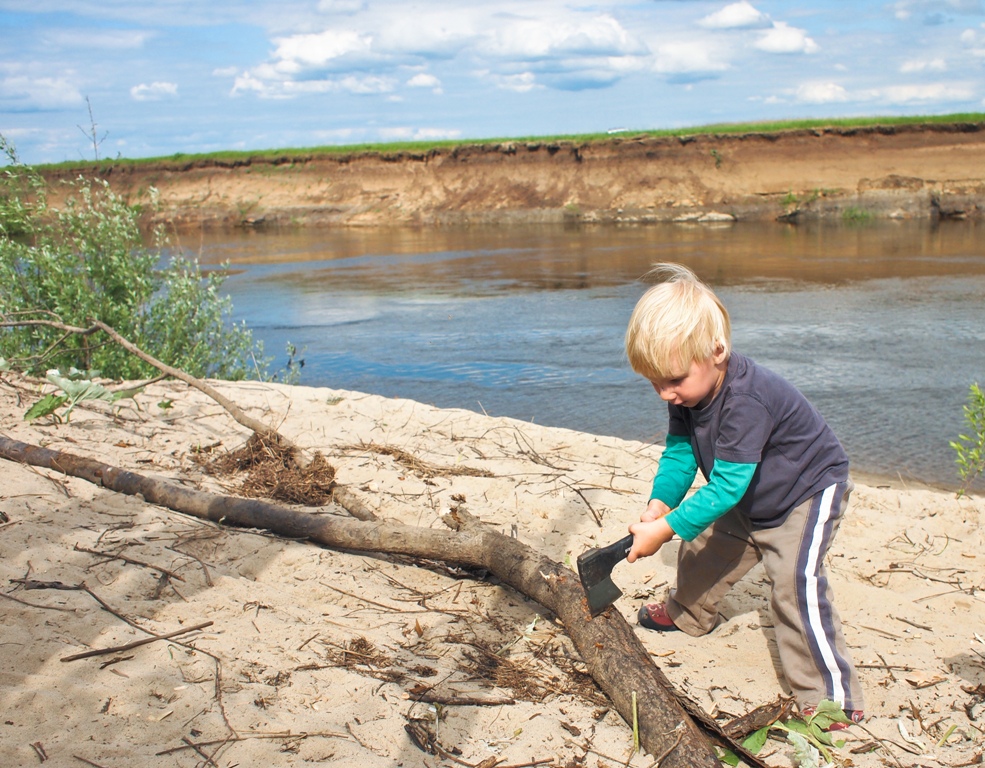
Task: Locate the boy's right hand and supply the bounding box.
[627,517,675,562]
[641,498,671,523]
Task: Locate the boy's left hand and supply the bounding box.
[627,517,675,562]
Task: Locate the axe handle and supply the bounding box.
[600,534,634,566]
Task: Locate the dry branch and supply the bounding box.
[0,318,293,452]
[60,620,214,662]
[0,434,767,767]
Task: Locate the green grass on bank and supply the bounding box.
[35,112,985,173]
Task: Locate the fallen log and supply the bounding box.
[0,433,768,767]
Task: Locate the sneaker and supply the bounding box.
[637,602,680,632]
[801,706,864,731]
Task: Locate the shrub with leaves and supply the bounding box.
[951,382,985,495]
[0,135,265,381]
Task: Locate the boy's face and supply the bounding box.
[648,347,728,409]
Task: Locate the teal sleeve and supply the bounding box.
[665,460,757,542]
[650,434,698,509]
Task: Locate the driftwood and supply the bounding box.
[0,434,770,767]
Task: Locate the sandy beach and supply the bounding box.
[1,373,983,767]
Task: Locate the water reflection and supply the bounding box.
[182,221,985,489]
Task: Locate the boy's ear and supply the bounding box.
[712,343,728,364]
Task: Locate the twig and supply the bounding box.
[73,756,109,768]
[876,652,898,682]
[891,614,933,632]
[168,543,213,587]
[181,736,219,767]
[563,739,627,767]
[915,587,981,604]
[406,690,515,706]
[74,543,186,582]
[319,581,407,612]
[511,429,571,471]
[853,723,909,767]
[0,590,77,612]
[298,633,319,651]
[649,724,685,768]
[61,620,213,662]
[560,480,603,527]
[156,731,348,755]
[860,624,902,640]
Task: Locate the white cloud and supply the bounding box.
[407,73,439,87]
[653,40,729,75]
[795,82,849,103]
[317,0,366,12]
[754,22,819,54]
[406,72,443,93]
[272,29,373,68]
[478,14,645,59]
[231,69,395,98]
[44,28,152,49]
[900,57,947,72]
[335,74,394,93]
[377,126,461,141]
[962,26,985,54]
[486,71,539,92]
[229,8,649,100]
[894,1,985,22]
[699,1,770,30]
[783,79,975,106]
[130,81,178,101]
[376,12,477,57]
[876,82,975,102]
[231,72,266,95]
[0,74,83,110]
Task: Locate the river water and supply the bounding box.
[186,220,985,489]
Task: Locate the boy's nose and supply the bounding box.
[652,382,675,401]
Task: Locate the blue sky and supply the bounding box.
[2,0,985,165]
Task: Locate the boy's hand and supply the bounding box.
[640,498,671,522]
[627,517,675,562]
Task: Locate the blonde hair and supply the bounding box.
[625,263,731,380]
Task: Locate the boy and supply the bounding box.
[623,263,864,726]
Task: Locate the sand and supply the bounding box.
[1,374,983,768]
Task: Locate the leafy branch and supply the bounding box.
[24,368,143,423]
[1,317,295,451]
[951,382,985,496]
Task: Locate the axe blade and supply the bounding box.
[576,534,634,617]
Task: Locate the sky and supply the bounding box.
[2,0,985,165]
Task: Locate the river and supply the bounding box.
[185,220,985,489]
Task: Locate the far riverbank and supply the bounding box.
[42,122,985,229]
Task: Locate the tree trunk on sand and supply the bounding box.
[0,434,764,767]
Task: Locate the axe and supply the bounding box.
[577,534,634,616]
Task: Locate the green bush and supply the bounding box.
[0,136,265,380]
[951,382,985,495]
[0,136,41,238]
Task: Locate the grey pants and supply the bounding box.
[666,480,864,711]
